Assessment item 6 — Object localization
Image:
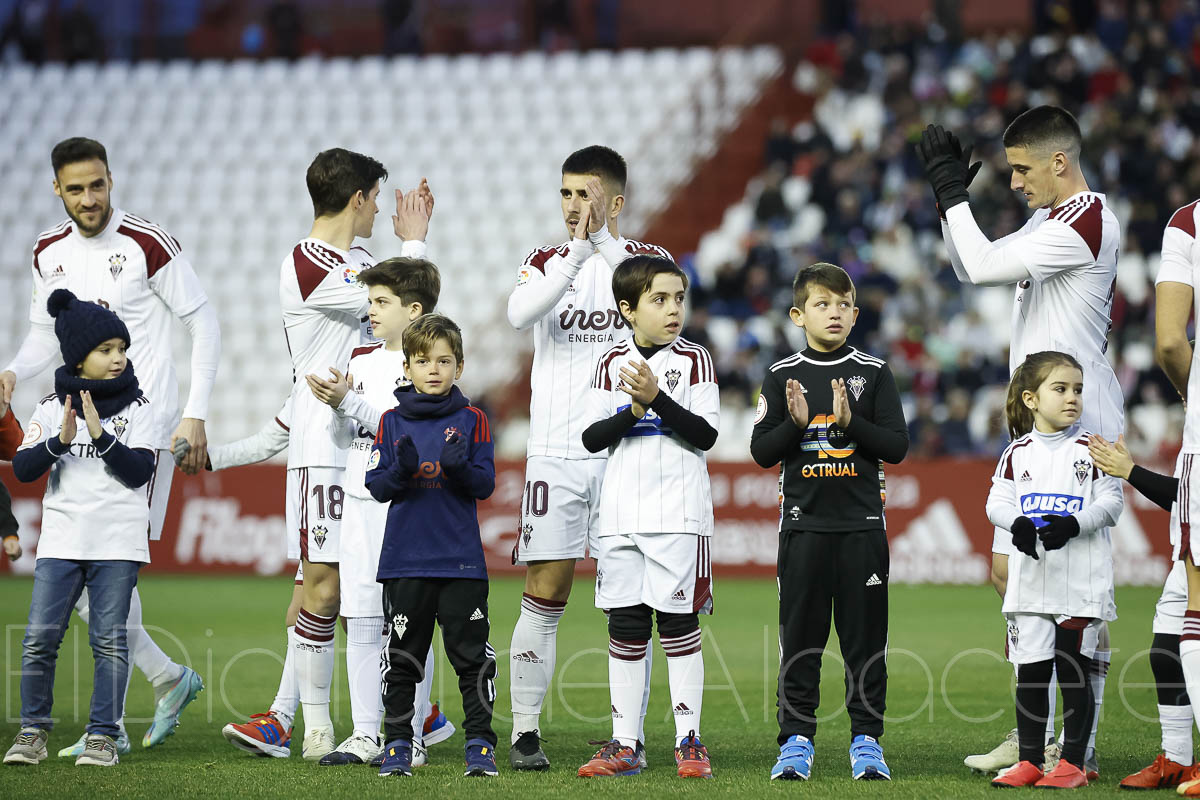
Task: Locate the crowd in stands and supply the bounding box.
[686,4,1200,463]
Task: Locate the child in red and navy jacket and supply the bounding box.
[364,314,499,779]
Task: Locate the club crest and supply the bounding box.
[444,426,460,441]
[312,525,328,549]
[110,415,129,439]
[665,368,681,392]
[521,523,533,547]
[1073,458,1091,486]
[108,253,125,280]
[392,613,408,640]
[847,375,866,401]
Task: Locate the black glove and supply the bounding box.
[1038,514,1081,551]
[394,434,419,475]
[440,431,468,475]
[946,130,983,189]
[1010,516,1039,560]
[916,124,971,212]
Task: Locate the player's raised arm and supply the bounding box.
[507,204,595,330]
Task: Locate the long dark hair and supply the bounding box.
[1005,351,1083,439]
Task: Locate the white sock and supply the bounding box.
[412,646,435,740]
[1085,649,1110,760]
[638,651,652,744]
[609,638,649,748]
[1180,615,1200,739]
[510,593,565,742]
[294,609,337,731]
[269,626,299,729]
[662,630,704,744]
[126,587,183,693]
[1046,669,1059,745]
[346,616,386,741]
[1161,704,1194,765]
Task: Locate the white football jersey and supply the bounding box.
[513,237,671,460]
[585,337,719,536]
[946,192,1124,439]
[1156,199,1200,453]
[986,425,1123,620]
[279,237,425,469]
[334,341,407,499]
[19,392,157,562]
[26,209,210,446]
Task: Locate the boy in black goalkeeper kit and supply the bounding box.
[750,263,908,782]
[365,314,499,779]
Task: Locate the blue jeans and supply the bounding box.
[21,558,140,737]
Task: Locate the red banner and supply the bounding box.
[0,459,1174,585]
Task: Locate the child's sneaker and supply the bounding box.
[770,734,814,781]
[1120,754,1195,790]
[964,728,1019,773]
[509,730,550,771]
[578,740,641,777]
[74,734,119,767]
[301,725,336,761]
[221,712,292,758]
[674,731,712,779]
[378,739,412,777]
[4,727,48,765]
[464,738,498,777]
[144,666,204,748]
[57,728,131,757]
[319,731,381,766]
[849,735,891,780]
[1035,759,1088,788]
[422,703,455,746]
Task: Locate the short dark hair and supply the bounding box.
[1002,105,1082,161]
[562,145,628,192]
[612,254,688,313]
[792,262,856,309]
[51,137,108,175]
[403,313,464,364]
[306,148,388,218]
[359,257,441,314]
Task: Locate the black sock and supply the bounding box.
[1016,659,1054,766]
[1151,633,1189,706]
[1054,625,1095,769]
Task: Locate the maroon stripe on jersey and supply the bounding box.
[1180,455,1193,562]
[123,214,181,258]
[693,537,713,614]
[623,239,672,260]
[1001,438,1033,480]
[594,343,630,390]
[274,417,290,432]
[673,339,713,384]
[524,244,568,275]
[292,243,336,301]
[1048,196,1102,260]
[298,468,310,562]
[1169,201,1200,237]
[351,341,384,360]
[350,245,374,259]
[32,224,72,276]
[118,221,177,278]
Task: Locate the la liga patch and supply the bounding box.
[21,421,42,447]
[367,448,381,470]
[342,266,360,285]
[753,393,767,425]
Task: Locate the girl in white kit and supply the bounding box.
[986,351,1123,790]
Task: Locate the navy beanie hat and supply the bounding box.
[47,288,131,370]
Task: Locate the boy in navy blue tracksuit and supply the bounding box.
[365,314,499,778]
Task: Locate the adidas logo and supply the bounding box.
[469,608,485,621]
[1019,470,1032,483]
[890,498,988,583]
[513,650,543,664]
[673,703,694,716]
[672,589,687,601]
[611,704,623,719]
[865,573,882,587]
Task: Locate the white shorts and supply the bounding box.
[1004,612,1102,665]
[1172,453,1200,565]
[285,466,345,563]
[991,525,1013,556]
[295,561,304,584]
[1154,560,1188,635]
[594,533,713,614]
[511,456,605,565]
[339,494,387,617]
[148,450,173,541]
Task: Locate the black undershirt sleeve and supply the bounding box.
[1127,464,1179,512]
[843,365,908,464]
[649,392,718,451]
[582,407,640,453]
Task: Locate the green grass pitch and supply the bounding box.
[0,576,1173,797]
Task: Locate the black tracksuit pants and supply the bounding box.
[777,529,889,744]
[381,577,497,746]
